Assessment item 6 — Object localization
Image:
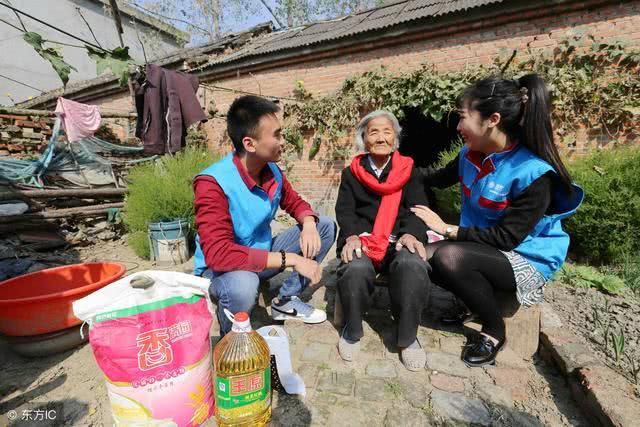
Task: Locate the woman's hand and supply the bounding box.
[411,205,448,236]
[395,234,427,261]
[341,235,365,263]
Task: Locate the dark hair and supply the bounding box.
[459,74,572,193]
[226,95,280,153]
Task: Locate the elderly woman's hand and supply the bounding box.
[395,234,427,260]
[341,235,366,263]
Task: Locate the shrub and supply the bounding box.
[557,263,626,295]
[565,145,640,264]
[601,254,640,296]
[432,140,463,222]
[124,145,217,258]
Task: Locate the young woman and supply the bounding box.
[412,74,583,367]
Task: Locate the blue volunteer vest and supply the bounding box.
[192,153,283,276]
[458,144,583,280]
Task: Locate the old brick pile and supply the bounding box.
[0,114,53,158]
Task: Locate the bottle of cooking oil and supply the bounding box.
[213,310,271,427]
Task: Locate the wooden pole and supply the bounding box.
[0,106,136,119]
[0,202,124,224]
[0,188,127,200]
[108,0,136,107]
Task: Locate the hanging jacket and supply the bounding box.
[458,144,583,280]
[134,64,206,154]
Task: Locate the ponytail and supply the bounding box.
[460,74,573,194]
[517,74,573,194]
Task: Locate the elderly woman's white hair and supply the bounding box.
[354,110,402,152]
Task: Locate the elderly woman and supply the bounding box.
[335,110,432,371]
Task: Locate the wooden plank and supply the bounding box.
[0,188,127,200]
[0,202,123,224]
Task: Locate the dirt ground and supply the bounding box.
[545,282,640,392]
[0,239,594,426]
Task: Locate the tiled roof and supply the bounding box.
[195,0,504,69]
[20,0,506,108]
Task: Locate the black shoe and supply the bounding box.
[440,306,479,325]
[462,334,506,367]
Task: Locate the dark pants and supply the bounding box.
[428,241,516,341]
[337,249,431,347]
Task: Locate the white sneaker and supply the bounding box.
[270,296,327,323]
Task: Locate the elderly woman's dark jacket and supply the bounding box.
[335,155,429,255]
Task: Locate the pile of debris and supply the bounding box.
[0,193,126,281]
[0,186,126,235]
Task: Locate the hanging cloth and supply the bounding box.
[54,97,102,142]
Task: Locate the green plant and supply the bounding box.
[281,33,640,163]
[602,254,640,296]
[432,139,463,220]
[124,145,217,258]
[558,264,626,295]
[611,329,626,364]
[385,381,402,399]
[565,145,640,264]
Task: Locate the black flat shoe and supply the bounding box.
[440,305,479,325]
[462,334,506,367]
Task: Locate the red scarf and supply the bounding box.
[349,151,414,267]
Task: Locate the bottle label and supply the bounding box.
[215,368,271,420]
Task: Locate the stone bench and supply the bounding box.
[332,275,540,360]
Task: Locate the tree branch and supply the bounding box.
[130,1,211,37]
[258,0,283,29]
[0,16,23,32]
[131,18,148,64]
[6,0,27,32]
[76,6,103,48]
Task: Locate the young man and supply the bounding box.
[193,95,336,335]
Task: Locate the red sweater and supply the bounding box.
[193,154,316,272]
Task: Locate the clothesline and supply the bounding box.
[199,83,303,103]
[0,106,137,119]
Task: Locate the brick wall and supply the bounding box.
[0,112,137,160]
[65,1,639,210]
[0,114,53,158]
[198,1,640,210]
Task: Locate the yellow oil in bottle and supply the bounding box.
[213,311,271,427]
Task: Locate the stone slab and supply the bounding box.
[431,390,491,426]
[570,365,640,427]
[365,359,398,378]
[316,370,356,396]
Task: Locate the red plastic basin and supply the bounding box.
[0,262,126,336]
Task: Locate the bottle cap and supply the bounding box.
[225,309,252,333]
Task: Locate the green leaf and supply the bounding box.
[86,46,132,87]
[308,137,321,161]
[600,275,626,295]
[23,31,77,87]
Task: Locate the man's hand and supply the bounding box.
[395,234,427,261]
[341,235,365,263]
[299,219,321,259]
[291,254,322,285]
